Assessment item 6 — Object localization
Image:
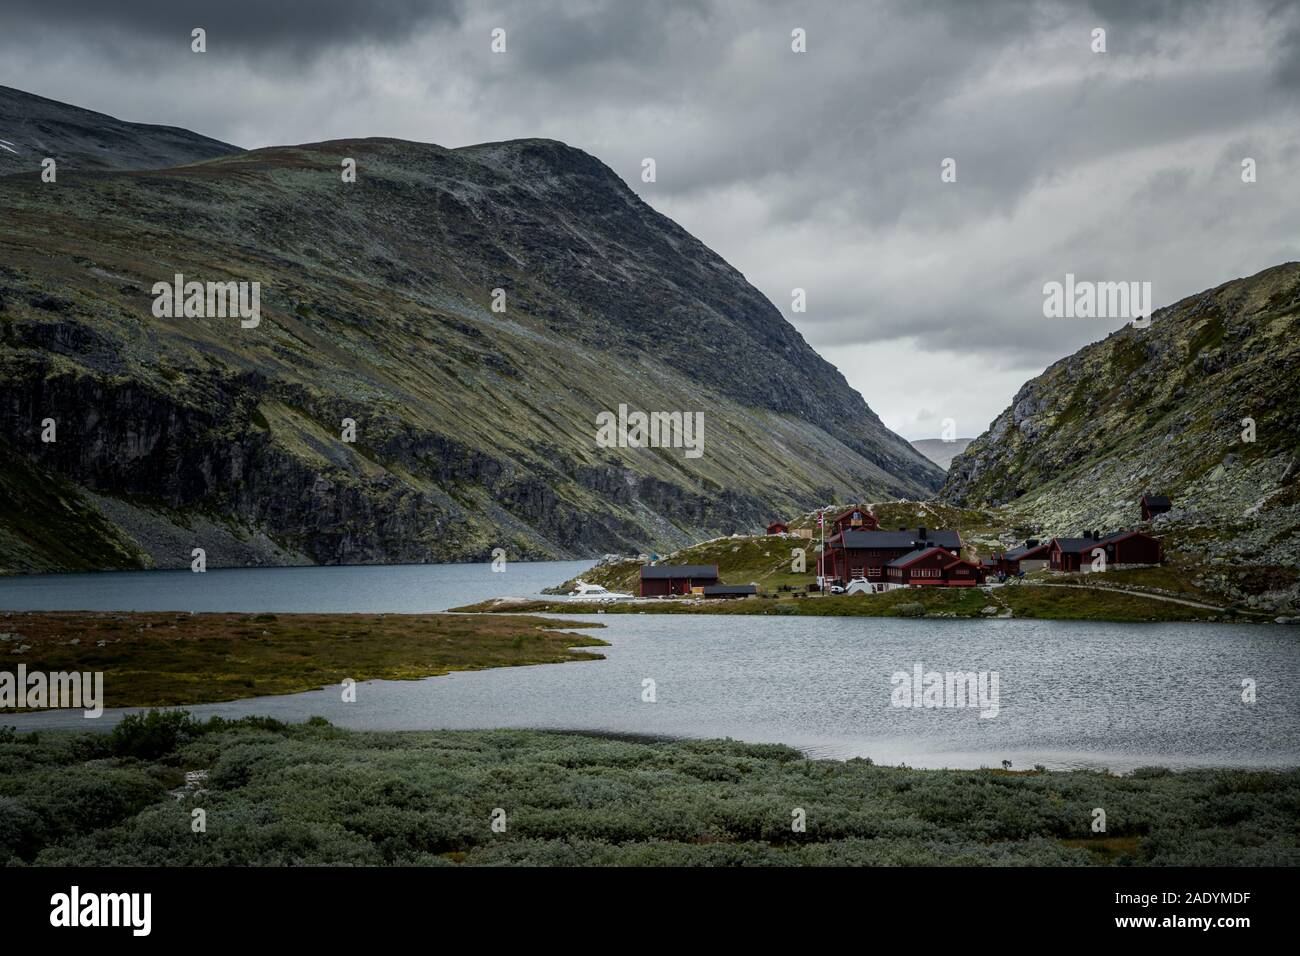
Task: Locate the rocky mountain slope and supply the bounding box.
[942,263,1300,610]
[0,85,238,175]
[0,88,942,572]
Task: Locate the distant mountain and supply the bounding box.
[942,263,1300,605]
[0,87,943,571]
[910,438,973,470]
[0,85,239,175]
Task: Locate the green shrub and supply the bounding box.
[108,710,201,760]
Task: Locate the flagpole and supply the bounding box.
[819,506,826,596]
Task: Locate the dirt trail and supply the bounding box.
[1033,582,1226,611]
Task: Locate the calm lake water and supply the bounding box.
[0,560,595,613]
[3,563,1298,771]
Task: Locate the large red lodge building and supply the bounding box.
[819,526,963,584]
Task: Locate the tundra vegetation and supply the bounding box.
[1,714,1296,866]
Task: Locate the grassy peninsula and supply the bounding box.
[0,611,606,710]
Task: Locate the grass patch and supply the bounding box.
[0,611,607,709]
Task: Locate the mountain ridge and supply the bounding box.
[0,87,942,572]
[941,262,1300,611]
[0,84,240,174]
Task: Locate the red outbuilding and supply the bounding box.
[999,539,1051,574]
[766,521,789,535]
[639,564,719,597]
[1140,494,1172,521]
[1098,530,1162,565]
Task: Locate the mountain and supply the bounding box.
[0,85,239,175]
[0,87,943,572]
[941,263,1300,608]
[910,438,973,470]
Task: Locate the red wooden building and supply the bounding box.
[639,564,719,597]
[997,539,1050,574]
[1140,494,1172,521]
[1098,530,1162,565]
[1048,535,1105,572]
[830,506,879,535]
[766,521,788,535]
[886,547,981,587]
[820,528,963,584]
[1050,530,1162,572]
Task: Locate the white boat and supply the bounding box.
[566,581,634,602]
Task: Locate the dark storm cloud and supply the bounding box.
[3,0,460,59]
[0,0,1296,435]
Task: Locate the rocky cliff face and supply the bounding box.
[0,88,942,572]
[942,263,1300,610]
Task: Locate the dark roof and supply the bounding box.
[640,564,718,579]
[1142,494,1171,507]
[1005,542,1051,560]
[702,584,757,595]
[836,529,962,550]
[887,546,949,568]
[1098,530,1158,545]
[1052,537,1105,554]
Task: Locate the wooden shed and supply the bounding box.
[639,564,719,597]
[1140,494,1172,521]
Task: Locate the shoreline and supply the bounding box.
[456,582,1285,624]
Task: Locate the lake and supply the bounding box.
[0,559,595,613]
[3,564,1298,771]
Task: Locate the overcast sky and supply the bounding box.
[4,0,1298,439]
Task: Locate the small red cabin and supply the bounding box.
[639,564,719,597]
[942,557,981,586]
[1049,534,1108,572]
[766,521,788,535]
[1098,530,1162,565]
[999,539,1051,574]
[1140,494,1172,521]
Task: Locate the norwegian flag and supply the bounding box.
[817,511,824,527]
